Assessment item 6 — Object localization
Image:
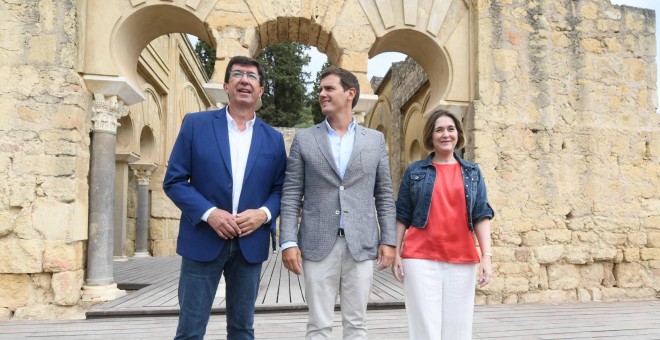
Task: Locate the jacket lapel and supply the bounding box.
[242,118,263,186]
[346,125,366,171]
[212,108,232,177]
[313,123,340,177]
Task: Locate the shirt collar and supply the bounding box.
[324,118,356,135]
[226,105,256,131]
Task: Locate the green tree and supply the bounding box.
[294,106,315,128]
[309,60,332,124]
[194,40,215,79]
[256,42,311,127]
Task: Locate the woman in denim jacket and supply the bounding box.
[392,109,495,340]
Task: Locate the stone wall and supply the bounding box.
[390,58,429,186]
[472,0,659,304]
[0,0,91,320]
[1,0,658,322]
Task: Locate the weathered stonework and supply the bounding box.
[478,0,656,304]
[365,0,659,306]
[1,0,657,320]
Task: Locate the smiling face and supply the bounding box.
[223,63,264,110]
[432,115,459,154]
[319,74,355,117]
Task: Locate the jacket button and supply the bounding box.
[335,210,340,215]
[339,186,344,190]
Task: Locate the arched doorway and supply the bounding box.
[80,0,475,302]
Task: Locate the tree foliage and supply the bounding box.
[256,42,311,127]
[194,40,215,79]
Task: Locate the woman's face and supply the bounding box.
[432,115,458,154]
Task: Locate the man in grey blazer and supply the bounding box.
[280,67,396,339]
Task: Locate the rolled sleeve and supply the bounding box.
[471,168,495,223]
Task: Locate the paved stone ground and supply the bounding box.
[1,300,658,339]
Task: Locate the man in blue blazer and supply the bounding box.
[163,56,286,340]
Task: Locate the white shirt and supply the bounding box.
[228,110,254,215]
[201,108,271,222]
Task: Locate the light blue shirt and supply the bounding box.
[281,119,357,251]
[325,118,357,180]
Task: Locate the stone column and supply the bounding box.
[129,163,157,257]
[354,94,378,126]
[114,152,139,261]
[82,94,128,302]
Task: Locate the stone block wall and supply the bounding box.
[149,165,180,257]
[471,0,659,304]
[0,0,91,319]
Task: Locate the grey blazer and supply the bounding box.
[279,122,396,261]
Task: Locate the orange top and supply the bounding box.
[401,163,480,263]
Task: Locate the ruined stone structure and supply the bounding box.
[0,0,658,320]
[367,1,660,304]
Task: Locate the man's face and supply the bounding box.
[319,74,354,116]
[224,64,264,109]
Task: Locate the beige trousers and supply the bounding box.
[303,237,374,340]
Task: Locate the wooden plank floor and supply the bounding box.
[2,300,659,339]
[88,253,403,317]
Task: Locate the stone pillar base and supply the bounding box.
[133,252,151,258]
[81,283,126,302]
[113,256,129,262]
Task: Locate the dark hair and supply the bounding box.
[422,109,465,150]
[320,67,360,108]
[224,56,265,87]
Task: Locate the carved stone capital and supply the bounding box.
[91,94,129,133]
[129,162,158,185]
[134,169,152,185]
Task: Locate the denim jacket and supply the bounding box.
[396,152,495,231]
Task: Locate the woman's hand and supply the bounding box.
[392,254,404,283]
[477,255,493,287]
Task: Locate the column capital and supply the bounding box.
[129,162,158,185]
[203,82,228,109]
[91,94,129,133]
[354,94,378,115]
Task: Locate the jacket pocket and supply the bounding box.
[409,172,426,204]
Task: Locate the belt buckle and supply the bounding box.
[337,229,345,237]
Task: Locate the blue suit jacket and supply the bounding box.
[163,108,286,264]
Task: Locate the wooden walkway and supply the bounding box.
[1,255,659,338]
[2,301,659,339]
[88,253,403,317]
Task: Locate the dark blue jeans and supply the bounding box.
[174,239,262,340]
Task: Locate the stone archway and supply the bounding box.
[362,0,473,111]
[80,0,218,301]
[80,0,475,302]
[204,0,474,111]
[81,0,216,103]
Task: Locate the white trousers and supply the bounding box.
[303,237,374,340]
[402,259,478,340]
